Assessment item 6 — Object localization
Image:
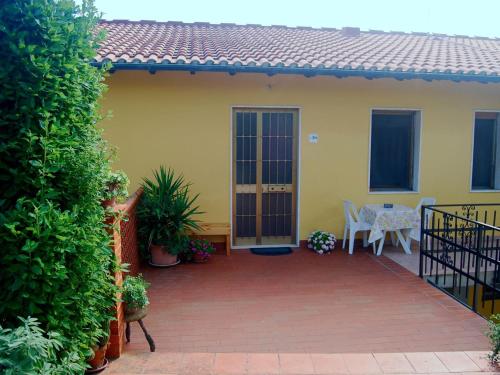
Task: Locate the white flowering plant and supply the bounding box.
[307,230,336,255]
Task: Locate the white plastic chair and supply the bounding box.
[415,197,436,247]
[398,197,437,247]
[342,200,375,255]
[416,197,437,232]
[416,197,436,215]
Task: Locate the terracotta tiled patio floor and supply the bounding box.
[123,249,488,353]
[107,248,497,374]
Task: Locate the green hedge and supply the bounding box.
[0,0,117,371]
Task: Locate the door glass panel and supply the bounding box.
[236,193,256,237]
[236,161,256,184]
[261,112,294,243]
[235,112,257,239]
[262,192,292,237]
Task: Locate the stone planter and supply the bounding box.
[124,305,149,323]
[123,304,155,352]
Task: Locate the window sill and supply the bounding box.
[470,189,500,193]
[368,190,419,195]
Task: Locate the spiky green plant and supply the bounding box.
[137,166,203,257]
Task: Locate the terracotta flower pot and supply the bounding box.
[87,342,109,371]
[124,305,149,322]
[149,244,179,267]
[101,197,116,208]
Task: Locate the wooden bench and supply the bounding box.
[188,223,231,256]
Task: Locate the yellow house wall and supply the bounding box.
[101,71,500,241]
[467,285,500,318]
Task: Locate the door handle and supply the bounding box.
[266,185,287,192]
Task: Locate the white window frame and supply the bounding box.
[470,110,500,193]
[368,108,422,195]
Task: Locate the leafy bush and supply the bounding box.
[487,314,500,362]
[122,275,150,309]
[103,170,129,201]
[0,0,119,370]
[0,317,84,375]
[137,166,202,257]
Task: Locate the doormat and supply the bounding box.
[250,247,293,256]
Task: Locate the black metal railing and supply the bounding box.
[419,204,500,318]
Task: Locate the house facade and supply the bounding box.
[96,20,500,248]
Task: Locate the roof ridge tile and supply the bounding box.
[99,19,499,40]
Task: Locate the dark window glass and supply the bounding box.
[472,118,497,189]
[235,112,257,185]
[235,193,256,237]
[262,193,292,236]
[370,112,415,191]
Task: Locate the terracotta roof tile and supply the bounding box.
[95,20,500,81]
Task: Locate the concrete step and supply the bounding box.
[105,350,499,374]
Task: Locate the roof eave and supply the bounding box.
[91,61,500,84]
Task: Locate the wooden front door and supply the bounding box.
[232,108,298,246]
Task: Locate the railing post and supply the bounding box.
[472,223,483,312]
[419,205,427,278]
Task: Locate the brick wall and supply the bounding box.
[106,189,143,358]
[116,189,143,276]
[106,221,125,358]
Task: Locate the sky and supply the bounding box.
[94,0,500,38]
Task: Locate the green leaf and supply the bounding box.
[0,0,119,371]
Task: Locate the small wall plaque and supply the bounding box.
[383,203,394,208]
[308,133,318,144]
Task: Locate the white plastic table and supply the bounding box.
[360,204,420,256]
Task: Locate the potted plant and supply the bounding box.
[122,275,150,322]
[102,170,129,207]
[307,230,337,255]
[186,239,216,263]
[487,314,500,363]
[86,319,111,373]
[137,166,202,266]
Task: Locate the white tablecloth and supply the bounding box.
[360,204,420,243]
